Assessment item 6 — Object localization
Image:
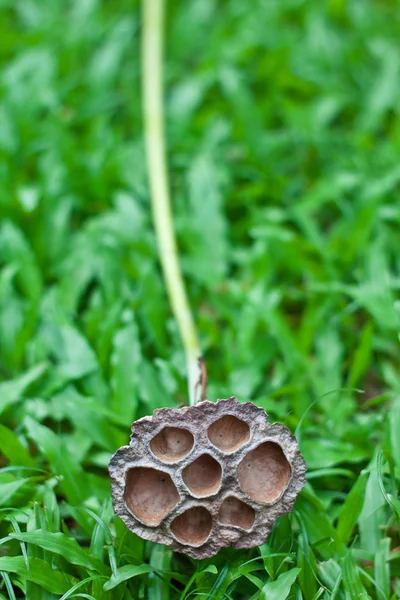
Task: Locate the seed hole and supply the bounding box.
[182,454,222,497]
[150,427,194,463]
[124,467,179,526]
[208,415,250,452]
[171,507,212,546]
[238,442,291,504]
[218,496,255,530]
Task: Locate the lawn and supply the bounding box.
[1,0,400,598]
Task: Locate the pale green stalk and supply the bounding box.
[141,0,205,405]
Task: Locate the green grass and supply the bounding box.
[1,0,400,598]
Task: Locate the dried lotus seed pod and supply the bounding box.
[109,397,306,559]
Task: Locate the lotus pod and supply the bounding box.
[109,397,306,559]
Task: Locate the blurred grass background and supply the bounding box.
[1,0,400,598]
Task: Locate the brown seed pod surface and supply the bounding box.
[109,397,306,559]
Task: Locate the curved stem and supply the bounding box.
[141,0,206,405]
